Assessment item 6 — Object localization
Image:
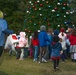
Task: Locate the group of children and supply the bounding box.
[4,25,76,72]
[1,10,76,72]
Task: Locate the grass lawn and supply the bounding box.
[0,52,76,75]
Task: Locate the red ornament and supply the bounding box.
[40,4,43,7]
[32,5,35,8]
[54,7,58,10]
[48,23,50,26]
[63,3,67,6]
[35,1,37,4]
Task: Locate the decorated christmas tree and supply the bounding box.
[23,0,74,34]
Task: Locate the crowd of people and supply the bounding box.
[0,11,76,71]
[29,25,76,71]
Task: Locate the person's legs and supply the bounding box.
[64,50,67,59]
[43,47,47,58]
[61,51,65,62]
[71,53,74,62]
[20,48,24,60]
[53,60,56,70]
[66,45,70,58]
[15,48,21,59]
[39,47,43,63]
[29,47,33,58]
[0,46,3,57]
[24,47,29,58]
[42,47,47,62]
[8,45,12,56]
[56,59,60,69]
[9,50,12,56]
[34,46,38,61]
[44,46,49,59]
[49,46,52,59]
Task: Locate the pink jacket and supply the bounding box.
[18,32,27,47]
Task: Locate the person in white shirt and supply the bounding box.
[58,28,67,62]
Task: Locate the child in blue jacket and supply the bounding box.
[51,35,62,71]
[38,25,49,63]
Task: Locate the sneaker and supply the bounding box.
[33,59,36,62]
[56,67,59,70]
[38,61,41,63]
[19,58,24,60]
[33,59,38,62]
[42,58,47,62]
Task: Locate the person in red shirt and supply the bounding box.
[31,31,39,62]
[69,28,76,62]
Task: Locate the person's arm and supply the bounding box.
[3,28,14,34]
[2,20,14,34]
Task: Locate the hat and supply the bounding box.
[60,28,65,32]
[40,25,46,31]
[0,11,3,18]
[54,30,59,36]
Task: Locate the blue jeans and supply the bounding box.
[34,46,38,60]
[24,47,29,58]
[9,50,12,56]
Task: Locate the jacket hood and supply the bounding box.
[20,32,26,38]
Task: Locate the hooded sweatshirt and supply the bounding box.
[18,32,27,47]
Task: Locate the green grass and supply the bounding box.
[0,52,76,75]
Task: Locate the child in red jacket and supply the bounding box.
[31,31,39,62]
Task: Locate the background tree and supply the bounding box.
[69,0,76,25]
[0,0,75,35]
[0,0,26,34]
[23,0,75,35]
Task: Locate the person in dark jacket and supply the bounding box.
[51,32,62,71]
[51,30,62,71]
[0,11,14,57]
